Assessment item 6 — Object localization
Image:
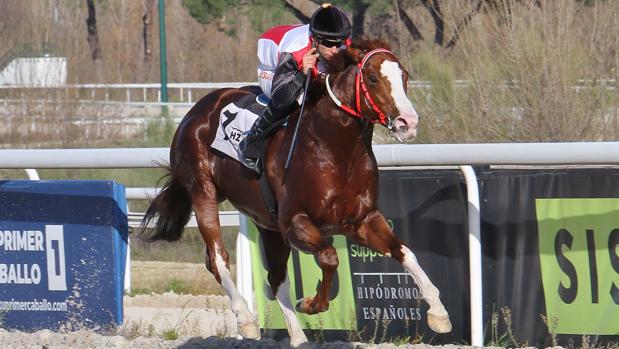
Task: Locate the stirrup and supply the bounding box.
[241,156,260,172]
[239,138,258,172]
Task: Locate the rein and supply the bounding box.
[325,48,394,129]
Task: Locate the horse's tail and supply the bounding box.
[140,170,192,242]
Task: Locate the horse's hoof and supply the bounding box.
[427,311,452,333]
[295,296,328,315]
[238,320,261,339]
[289,333,309,348]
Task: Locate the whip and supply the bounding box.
[283,54,314,180]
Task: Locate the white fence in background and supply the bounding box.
[0,81,459,106]
[4,142,619,346]
[1,80,614,108]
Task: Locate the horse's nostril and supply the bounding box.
[394,117,409,132]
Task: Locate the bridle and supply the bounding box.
[325,48,396,129]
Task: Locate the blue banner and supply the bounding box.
[0,180,128,330]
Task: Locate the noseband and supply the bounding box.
[325,48,395,129]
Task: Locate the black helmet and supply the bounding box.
[309,4,351,42]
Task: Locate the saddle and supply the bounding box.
[210,92,281,220]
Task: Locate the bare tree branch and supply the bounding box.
[137,0,155,82]
[445,0,483,49]
[421,0,444,46]
[85,0,103,82]
[351,1,371,38]
[86,0,102,61]
[396,0,424,41]
[282,0,319,23]
[443,0,540,50]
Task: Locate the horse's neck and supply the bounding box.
[305,69,374,159]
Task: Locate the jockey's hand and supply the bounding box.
[302,48,319,75]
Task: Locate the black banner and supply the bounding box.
[479,167,619,347]
[256,168,619,346]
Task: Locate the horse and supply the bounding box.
[141,38,452,347]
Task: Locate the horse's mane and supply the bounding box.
[348,38,392,53]
[328,38,392,74]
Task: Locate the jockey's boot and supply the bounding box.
[239,107,276,171]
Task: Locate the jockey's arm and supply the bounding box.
[269,52,307,117]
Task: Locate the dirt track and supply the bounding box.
[0,293,538,348]
[0,327,501,349]
[0,262,538,348]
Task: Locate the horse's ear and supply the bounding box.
[345,46,364,64]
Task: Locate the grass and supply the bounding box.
[118,321,156,340]
[161,328,179,340]
[390,336,413,345]
[129,260,235,296]
[127,287,153,296]
[161,299,196,340]
[540,313,559,348]
[165,279,190,295]
[131,226,239,264]
[486,306,520,347]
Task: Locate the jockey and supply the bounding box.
[239,3,352,171]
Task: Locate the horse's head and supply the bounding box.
[326,39,419,142]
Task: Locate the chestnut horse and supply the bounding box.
[141,39,451,347]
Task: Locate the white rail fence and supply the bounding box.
[0,81,462,107]
[1,80,614,108]
[4,142,619,346]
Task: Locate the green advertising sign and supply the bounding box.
[247,222,357,330]
[536,198,619,335]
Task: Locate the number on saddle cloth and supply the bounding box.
[211,93,268,162]
[225,94,267,141]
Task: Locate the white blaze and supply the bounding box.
[380,60,418,117]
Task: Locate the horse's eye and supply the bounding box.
[368,75,379,84]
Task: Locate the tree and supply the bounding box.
[394,0,423,41]
[336,0,391,39]
[85,0,104,82]
[136,0,156,82]
[421,0,444,45]
[393,0,541,50]
[178,0,542,53]
[181,0,240,25]
[282,0,317,22]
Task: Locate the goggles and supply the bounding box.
[313,35,344,48]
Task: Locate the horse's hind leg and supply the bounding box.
[258,228,308,347]
[355,209,452,333]
[192,180,259,339]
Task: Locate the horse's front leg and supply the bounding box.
[286,213,338,315]
[354,209,452,333]
[258,228,308,347]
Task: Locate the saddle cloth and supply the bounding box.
[211,94,267,162]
